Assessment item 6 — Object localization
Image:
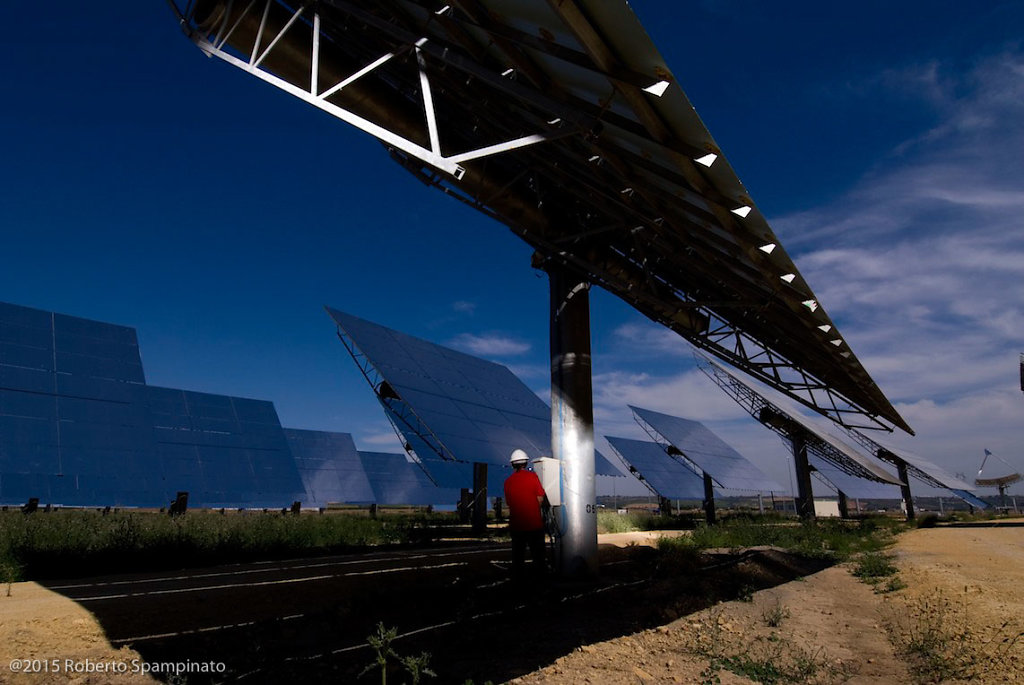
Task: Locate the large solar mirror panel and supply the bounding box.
[606,435,705,500]
[0,302,156,506]
[389,416,511,494]
[329,308,621,478]
[358,451,459,506]
[146,387,305,508]
[285,429,375,506]
[0,300,314,508]
[809,456,901,500]
[631,406,783,493]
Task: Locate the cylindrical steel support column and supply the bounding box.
[548,267,598,578]
[897,461,915,521]
[791,433,816,519]
[837,490,850,519]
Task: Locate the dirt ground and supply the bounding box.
[0,583,156,684]
[515,520,1024,684]
[1,521,1022,684]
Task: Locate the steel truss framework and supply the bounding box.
[172,0,911,435]
[698,357,901,485]
[630,417,707,484]
[332,319,453,483]
[845,429,989,509]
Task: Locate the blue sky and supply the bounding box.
[2,2,1022,497]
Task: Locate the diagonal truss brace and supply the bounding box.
[630,408,714,485]
[696,356,897,484]
[182,0,568,179]
[843,428,988,509]
[332,322,458,480]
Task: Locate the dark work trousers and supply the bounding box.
[510,528,547,577]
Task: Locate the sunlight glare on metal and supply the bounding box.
[802,299,818,312]
[831,339,843,346]
[731,205,752,218]
[759,243,776,254]
[818,324,832,333]
[780,273,796,283]
[694,153,717,167]
[642,80,670,97]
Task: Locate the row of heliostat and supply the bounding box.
[0,299,973,509]
[326,308,984,508]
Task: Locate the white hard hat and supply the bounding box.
[509,449,529,464]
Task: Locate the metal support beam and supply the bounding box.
[897,461,915,521]
[791,433,816,520]
[837,490,849,519]
[472,462,488,534]
[702,472,717,525]
[548,266,597,578]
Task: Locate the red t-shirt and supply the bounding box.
[504,469,546,532]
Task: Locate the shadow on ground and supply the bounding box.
[47,544,832,683]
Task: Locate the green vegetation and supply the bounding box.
[361,622,436,685]
[656,516,904,563]
[0,509,421,580]
[595,509,644,533]
[851,550,899,581]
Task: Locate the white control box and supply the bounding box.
[532,457,562,507]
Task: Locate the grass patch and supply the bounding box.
[851,550,899,581]
[0,509,419,580]
[656,516,903,563]
[595,509,643,534]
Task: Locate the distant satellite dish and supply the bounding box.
[975,449,1022,505]
[975,473,1023,489]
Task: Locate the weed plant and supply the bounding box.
[0,509,414,580]
[761,598,790,627]
[851,551,899,581]
[885,590,1024,682]
[361,622,436,685]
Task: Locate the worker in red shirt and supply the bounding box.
[503,449,548,578]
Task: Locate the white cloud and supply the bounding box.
[447,332,531,357]
[768,50,1024,485]
[357,427,406,449]
[611,322,691,357]
[451,300,476,314]
[589,50,1024,496]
